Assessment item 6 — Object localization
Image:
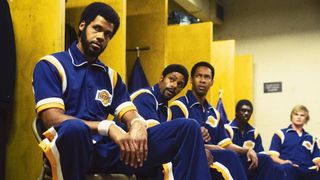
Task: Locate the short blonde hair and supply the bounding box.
[290,105,310,123]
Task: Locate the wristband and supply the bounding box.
[98,120,115,136]
[130,117,147,128]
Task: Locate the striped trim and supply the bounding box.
[40,55,67,93]
[218,138,232,148]
[167,107,172,121]
[36,98,65,113]
[309,166,317,170]
[213,108,221,121]
[108,68,118,90]
[254,129,259,139]
[69,49,87,67]
[210,162,233,180]
[170,100,189,118]
[269,150,280,157]
[130,89,159,111]
[275,130,285,144]
[146,119,160,128]
[92,64,107,72]
[38,128,63,180]
[114,102,137,121]
[224,124,234,140]
[163,162,174,180]
[312,157,320,164]
[43,127,57,141]
[258,151,268,155]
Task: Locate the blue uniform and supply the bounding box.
[32,42,211,180]
[170,90,247,180]
[226,120,264,153]
[131,85,214,179]
[269,125,320,180]
[226,120,286,180]
[130,84,171,124]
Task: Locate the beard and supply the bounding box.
[161,88,176,101]
[80,26,106,58]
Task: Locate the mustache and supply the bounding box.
[165,88,175,94]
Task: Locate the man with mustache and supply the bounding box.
[32,2,211,179]
[130,64,225,179]
[130,64,189,124]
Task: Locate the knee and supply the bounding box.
[258,153,273,162]
[174,118,201,129]
[59,119,90,140]
[223,149,239,157]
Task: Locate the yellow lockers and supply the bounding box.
[235,54,254,124]
[212,40,236,119]
[167,22,213,103]
[7,0,126,179]
[7,1,65,179]
[126,0,167,84]
[7,0,253,179]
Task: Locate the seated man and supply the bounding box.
[170,61,251,180]
[131,64,226,179]
[225,99,286,179]
[269,105,320,180]
[32,2,211,179]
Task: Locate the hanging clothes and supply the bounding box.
[65,23,77,50]
[128,57,149,94]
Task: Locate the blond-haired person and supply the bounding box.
[269,105,320,180]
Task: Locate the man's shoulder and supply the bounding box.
[175,95,188,104]
[130,88,155,101]
[38,51,70,64]
[51,51,70,60]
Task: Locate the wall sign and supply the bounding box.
[264,82,282,93]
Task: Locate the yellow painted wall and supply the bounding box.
[66,0,127,79]
[6,1,65,179]
[235,55,253,123]
[166,22,213,102]
[7,0,126,179]
[211,40,236,119]
[126,0,168,85]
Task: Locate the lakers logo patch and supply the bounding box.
[302,141,312,151]
[206,116,218,128]
[95,89,112,107]
[243,140,255,150]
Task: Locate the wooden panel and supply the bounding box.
[6,1,65,179]
[66,0,127,79]
[211,40,236,119]
[235,54,254,123]
[167,22,213,102]
[127,0,167,85]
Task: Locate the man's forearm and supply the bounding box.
[225,143,248,154]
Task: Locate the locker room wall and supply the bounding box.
[6,0,126,179]
[6,0,65,179]
[214,0,320,149]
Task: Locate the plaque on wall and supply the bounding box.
[264,82,282,93]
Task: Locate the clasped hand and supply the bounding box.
[114,121,148,168]
[247,149,258,169]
